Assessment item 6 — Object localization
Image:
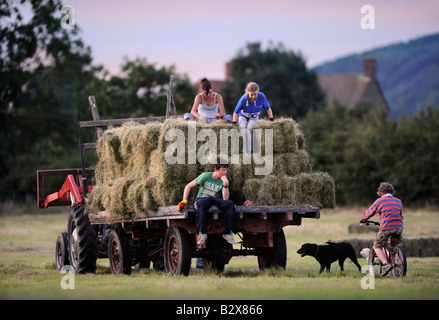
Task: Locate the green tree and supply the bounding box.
[89,57,196,119]
[0,1,197,203]
[222,42,324,118]
[1,0,100,202]
[301,101,439,206]
[388,104,439,204]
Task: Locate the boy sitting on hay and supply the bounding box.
[177,158,236,245]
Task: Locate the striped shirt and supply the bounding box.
[362,194,404,231]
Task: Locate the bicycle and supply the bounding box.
[361,220,407,278]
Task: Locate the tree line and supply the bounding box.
[1,0,437,207]
[300,102,439,206]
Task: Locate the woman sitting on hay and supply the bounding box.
[233,82,274,153]
[184,77,233,123]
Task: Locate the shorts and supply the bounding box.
[373,228,403,249]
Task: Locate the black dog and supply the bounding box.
[297,242,361,273]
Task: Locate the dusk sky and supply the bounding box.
[62,0,439,82]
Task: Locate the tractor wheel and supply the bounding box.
[108,229,132,275]
[257,229,287,270]
[164,227,192,276]
[55,232,69,270]
[67,204,97,274]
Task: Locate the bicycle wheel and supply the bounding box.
[391,246,407,278]
[367,247,381,277]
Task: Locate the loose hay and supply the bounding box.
[86,118,336,217]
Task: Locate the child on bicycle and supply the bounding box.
[360,182,404,276]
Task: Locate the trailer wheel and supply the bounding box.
[67,204,97,274]
[108,229,132,275]
[257,229,287,270]
[55,232,69,270]
[164,227,192,276]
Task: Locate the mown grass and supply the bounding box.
[1,207,439,300]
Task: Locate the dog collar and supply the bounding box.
[313,245,319,257]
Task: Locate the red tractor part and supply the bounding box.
[37,168,94,208]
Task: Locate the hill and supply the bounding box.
[313,33,439,119]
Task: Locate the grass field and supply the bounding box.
[1,206,438,300]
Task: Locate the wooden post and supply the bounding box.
[166,75,177,117]
[88,96,103,140]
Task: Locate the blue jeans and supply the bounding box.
[195,197,235,234]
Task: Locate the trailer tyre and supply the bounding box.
[67,204,97,274]
[55,232,69,270]
[108,229,132,275]
[257,229,287,270]
[164,227,192,276]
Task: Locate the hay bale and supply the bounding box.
[243,176,295,205]
[348,222,377,234]
[86,185,105,214]
[331,237,439,258]
[290,172,336,209]
[126,178,157,213]
[255,118,300,154]
[94,129,125,185]
[402,238,418,257]
[329,239,374,258]
[243,172,336,208]
[272,151,311,177]
[86,117,336,216]
[119,121,161,177]
[105,178,134,217]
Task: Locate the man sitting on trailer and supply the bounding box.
[178,158,236,245]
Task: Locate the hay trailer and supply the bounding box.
[37,93,320,276]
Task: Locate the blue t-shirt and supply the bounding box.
[234,92,271,118]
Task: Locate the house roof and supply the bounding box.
[317,58,390,113]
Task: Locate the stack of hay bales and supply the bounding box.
[87,118,336,218]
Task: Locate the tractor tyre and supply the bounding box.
[67,204,98,274]
[55,232,69,270]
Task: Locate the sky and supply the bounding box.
[61,0,439,82]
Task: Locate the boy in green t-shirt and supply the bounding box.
[178,160,235,245]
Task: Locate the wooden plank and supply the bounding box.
[87,205,320,224]
[166,75,177,116]
[79,115,181,128]
[183,205,319,215]
[84,142,97,149]
[37,168,95,176]
[88,96,103,140]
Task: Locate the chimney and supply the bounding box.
[225,61,232,81]
[363,57,377,79]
